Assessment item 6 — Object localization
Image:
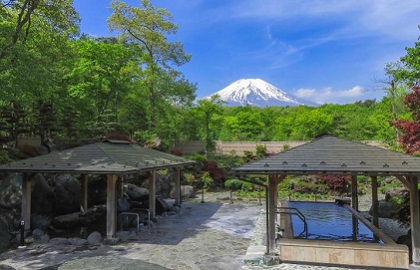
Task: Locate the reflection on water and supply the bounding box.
[288,201,378,242]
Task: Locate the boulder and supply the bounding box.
[68,237,88,246]
[125,184,149,200]
[32,215,51,231]
[49,237,71,245]
[385,187,408,202]
[117,197,131,212]
[88,177,107,206]
[0,173,23,253]
[397,229,411,246]
[154,173,171,198]
[32,228,44,241]
[31,174,54,215]
[52,212,90,229]
[369,200,397,218]
[170,185,195,199]
[87,231,102,245]
[53,174,81,215]
[0,173,22,210]
[156,196,172,214]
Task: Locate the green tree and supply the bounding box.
[108,0,191,131]
[195,95,224,155]
[0,0,79,143]
[66,36,139,137]
[395,34,420,84]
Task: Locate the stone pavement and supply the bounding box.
[0,198,406,270]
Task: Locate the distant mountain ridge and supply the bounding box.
[203,78,305,107]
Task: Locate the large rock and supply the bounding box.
[155,173,171,198]
[0,173,22,210]
[31,215,51,231]
[31,174,54,215]
[0,173,23,253]
[88,176,107,206]
[369,200,398,218]
[87,231,102,245]
[52,212,89,229]
[53,174,81,215]
[156,196,172,214]
[385,187,408,202]
[125,184,149,200]
[170,185,195,199]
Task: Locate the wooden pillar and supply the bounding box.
[409,176,420,266]
[267,174,283,254]
[371,176,379,228]
[106,174,118,238]
[149,170,156,218]
[351,175,358,211]
[351,175,358,241]
[174,167,181,205]
[21,173,31,231]
[80,174,88,213]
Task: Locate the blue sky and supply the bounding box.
[73,0,420,104]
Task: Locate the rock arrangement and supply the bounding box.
[0,171,196,254]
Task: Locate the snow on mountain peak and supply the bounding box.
[204,78,304,107]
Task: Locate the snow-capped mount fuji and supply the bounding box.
[203,79,304,107]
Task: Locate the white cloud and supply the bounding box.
[227,0,420,41]
[295,86,365,104]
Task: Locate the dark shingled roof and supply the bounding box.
[232,135,420,176]
[0,140,195,174]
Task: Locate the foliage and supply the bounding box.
[318,175,351,192]
[194,95,225,154]
[255,144,268,159]
[202,160,224,186]
[201,172,213,190]
[391,86,420,154]
[0,150,11,164]
[224,179,244,190]
[108,0,191,131]
[394,189,411,227]
[224,178,254,191]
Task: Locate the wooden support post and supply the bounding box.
[174,167,181,205]
[267,174,285,254]
[351,175,358,211]
[409,176,420,267]
[21,173,31,231]
[106,174,118,238]
[371,176,379,228]
[149,170,156,218]
[80,174,88,213]
[351,175,359,241]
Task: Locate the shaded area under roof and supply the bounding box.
[0,141,196,174]
[232,135,420,176]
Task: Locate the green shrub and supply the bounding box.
[187,153,207,163]
[256,144,267,158]
[0,150,11,164]
[241,181,253,191]
[224,179,243,190]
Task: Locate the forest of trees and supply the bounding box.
[0,0,419,154]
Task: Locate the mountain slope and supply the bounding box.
[204,78,304,107]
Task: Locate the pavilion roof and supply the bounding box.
[232,135,420,176]
[0,140,195,175]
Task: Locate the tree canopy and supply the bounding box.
[0,1,419,153]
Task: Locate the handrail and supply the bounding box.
[276,206,308,238]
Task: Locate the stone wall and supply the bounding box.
[172,141,307,156]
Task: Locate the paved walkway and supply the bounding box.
[0,199,407,270]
